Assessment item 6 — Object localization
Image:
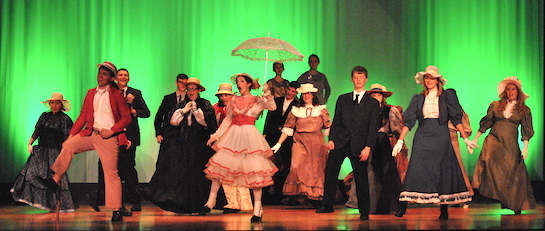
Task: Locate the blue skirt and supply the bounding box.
[400,118,471,204]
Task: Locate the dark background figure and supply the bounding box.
[316,66,381,221]
[296,54,331,105]
[262,81,300,204]
[139,77,217,213]
[266,61,290,98]
[92,68,150,214]
[11,92,76,212]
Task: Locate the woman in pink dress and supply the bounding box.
[202,73,278,222]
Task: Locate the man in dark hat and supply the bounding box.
[263,81,300,204]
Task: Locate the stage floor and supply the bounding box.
[0,202,543,230]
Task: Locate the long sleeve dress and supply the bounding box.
[11,111,76,212]
[138,97,217,213]
[281,105,331,200]
[399,89,472,204]
[472,101,536,211]
[205,95,278,188]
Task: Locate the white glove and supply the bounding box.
[170,109,184,125]
[271,143,281,153]
[392,140,403,157]
[463,138,480,155]
[193,108,207,127]
[181,101,193,114]
[522,140,529,160]
[28,144,33,154]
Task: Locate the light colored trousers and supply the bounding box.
[52,132,122,209]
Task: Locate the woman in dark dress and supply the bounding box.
[472,76,536,214]
[11,92,76,212]
[391,66,478,220]
[138,78,217,214]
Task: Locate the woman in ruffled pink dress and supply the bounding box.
[201,73,278,222]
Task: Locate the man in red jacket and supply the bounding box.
[37,61,131,221]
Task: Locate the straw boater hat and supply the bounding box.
[297,83,318,94]
[215,83,234,95]
[367,83,393,98]
[97,61,117,76]
[42,92,71,112]
[497,76,529,101]
[186,77,206,91]
[414,65,448,85]
[230,73,260,89]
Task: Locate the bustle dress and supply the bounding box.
[11,111,76,212]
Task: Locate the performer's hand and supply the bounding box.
[99,129,114,139]
[126,140,132,149]
[181,101,193,114]
[207,134,218,146]
[359,147,371,161]
[28,144,33,154]
[392,140,404,157]
[156,135,164,143]
[271,143,281,153]
[126,93,135,104]
[464,138,479,155]
[328,140,335,150]
[522,140,529,160]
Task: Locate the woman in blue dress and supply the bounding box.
[391,66,478,220]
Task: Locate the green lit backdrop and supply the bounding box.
[1,0,542,184]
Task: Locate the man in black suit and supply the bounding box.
[316,66,381,220]
[263,81,300,204]
[154,74,188,145]
[93,68,151,214]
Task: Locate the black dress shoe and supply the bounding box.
[35,176,59,192]
[198,205,211,216]
[130,201,141,212]
[120,206,133,216]
[316,206,334,213]
[250,215,262,222]
[394,208,405,217]
[359,214,369,220]
[111,211,123,221]
[223,208,240,214]
[86,193,100,212]
[514,210,522,215]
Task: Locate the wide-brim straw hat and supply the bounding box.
[215,82,234,95]
[497,76,529,101]
[42,92,71,112]
[297,83,318,94]
[230,73,261,90]
[367,83,393,98]
[414,65,448,85]
[186,77,206,91]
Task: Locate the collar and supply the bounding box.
[96,85,110,94]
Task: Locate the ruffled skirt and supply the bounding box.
[205,125,278,188]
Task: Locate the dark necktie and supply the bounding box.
[354,94,360,104]
[123,89,127,97]
[178,95,182,103]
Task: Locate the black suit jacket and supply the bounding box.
[154,92,179,138]
[329,92,381,157]
[263,96,300,144]
[125,87,150,146]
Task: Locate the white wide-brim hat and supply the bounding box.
[230,73,261,90]
[215,82,234,95]
[42,92,71,112]
[367,83,393,98]
[297,83,318,94]
[497,76,529,101]
[414,65,448,85]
